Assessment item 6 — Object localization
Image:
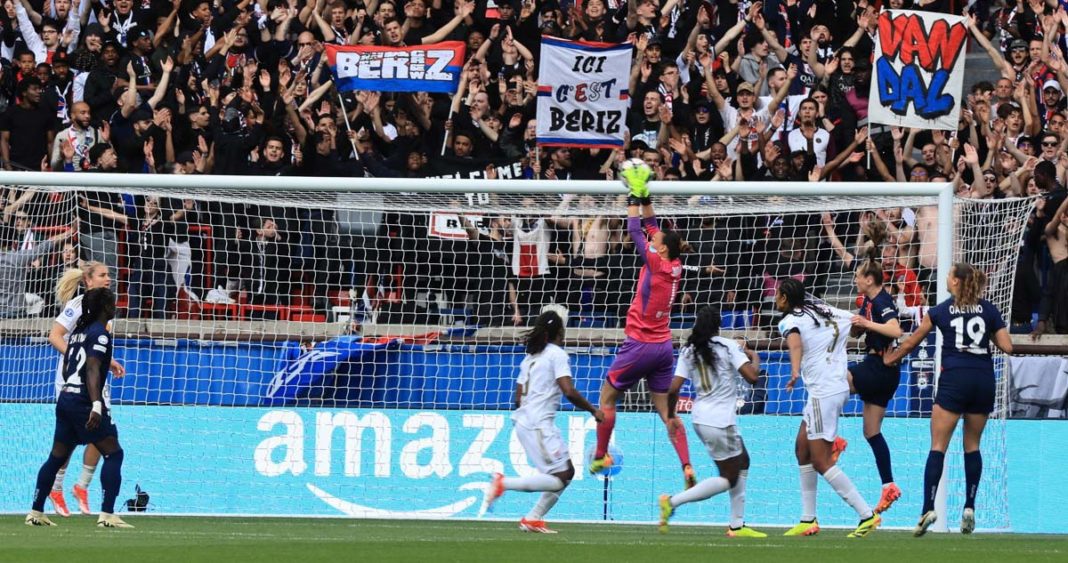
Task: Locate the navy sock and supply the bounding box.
[33,454,68,512]
[866,433,894,484]
[922,450,945,514]
[100,449,124,514]
[964,450,982,510]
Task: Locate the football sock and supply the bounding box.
[502,474,565,493]
[594,406,616,459]
[799,464,818,521]
[922,450,945,514]
[964,450,982,510]
[866,433,894,484]
[34,454,67,512]
[78,464,98,488]
[526,492,560,520]
[670,423,691,467]
[670,476,729,508]
[823,465,873,519]
[729,470,748,529]
[52,466,66,492]
[100,449,124,514]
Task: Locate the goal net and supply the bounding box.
[0,177,1032,531]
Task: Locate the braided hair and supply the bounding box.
[778,278,835,327]
[524,310,565,355]
[686,306,722,370]
[75,287,116,332]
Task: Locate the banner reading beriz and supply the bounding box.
[536,36,632,148]
[868,9,968,131]
[325,42,466,94]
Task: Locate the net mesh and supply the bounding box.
[0,182,1033,530]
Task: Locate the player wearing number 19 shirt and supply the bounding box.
[776,279,880,538]
[26,288,133,529]
[884,263,1013,537]
[480,309,604,534]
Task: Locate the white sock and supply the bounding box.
[526,492,561,520]
[728,470,748,529]
[670,476,730,508]
[502,474,565,493]
[800,464,818,521]
[52,467,66,492]
[77,464,97,488]
[823,465,873,519]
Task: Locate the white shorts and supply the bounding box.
[803,391,848,442]
[515,423,570,474]
[694,423,744,461]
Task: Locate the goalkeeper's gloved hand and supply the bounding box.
[620,165,652,199]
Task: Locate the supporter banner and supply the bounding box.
[868,9,968,130]
[425,155,525,180]
[325,42,465,94]
[536,36,631,148]
[428,212,488,239]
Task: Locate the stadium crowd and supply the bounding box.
[0,0,1065,335]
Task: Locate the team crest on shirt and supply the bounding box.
[98,335,109,345]
[671,266,682,277]
[65,309,74,317]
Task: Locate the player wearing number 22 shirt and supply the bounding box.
[26,287,133,529]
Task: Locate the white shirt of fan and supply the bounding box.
[512,343,572,429]
[777,306,852,399]
[674,336,751,429]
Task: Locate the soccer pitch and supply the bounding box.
[4,517,1067,563]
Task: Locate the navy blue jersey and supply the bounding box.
[860,289,899,353]
[927,298,1006,372]
[58,321,113,407]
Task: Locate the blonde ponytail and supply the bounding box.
[55,268,84,305]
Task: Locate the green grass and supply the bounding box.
[4,517,1068,563]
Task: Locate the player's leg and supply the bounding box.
[960,412,989,534]
[725,439,766,537]
[72,444,101,515]
[807,393,878,537]
[591,379,622,472]
[517,462,574,533]
[784,419,820,536]
[855,356,902,513]
[93,434,133,528]
[28,440,74,526]
[648,341,694,486]
[915,404,961,537]
[49,453,73,517]
[659,424,734,532]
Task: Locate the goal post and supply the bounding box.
[0,172,1030,531]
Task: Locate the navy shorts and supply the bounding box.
[53,403,119,447]
[935,369,996,415]
[849,354,902,408]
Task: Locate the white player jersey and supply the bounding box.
[777,306,852,398]
[674,336,751,428]
[512,344,572,428]
[54,294,84,337]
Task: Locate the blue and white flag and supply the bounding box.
[325,42,466,94]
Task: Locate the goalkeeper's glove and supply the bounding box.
[620,166,652,200]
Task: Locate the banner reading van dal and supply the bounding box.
[868,9,968,130]
[536,36,631,148]
[325,42,465,94]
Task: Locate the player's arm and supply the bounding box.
[852,315,903,339]
[883,315,934,365]
[513,383,523,409]
[85,355,104,430]
[556,376,604,421]
[48,322,69,356]
[737,341,760,384]
[784,330,803,390]
[991,327,1013,355]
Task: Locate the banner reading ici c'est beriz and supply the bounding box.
[868,9,968,131]
[325,42,465,94]
[536,36,631,149]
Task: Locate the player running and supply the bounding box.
[27,287,133,528]
[847,260,904,514]
[590,161,696,489]
[777,279,880,538]
[883,263,1012,536]
[480,308,604,533]
[657,306,766,537]
[45,263,125,516]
